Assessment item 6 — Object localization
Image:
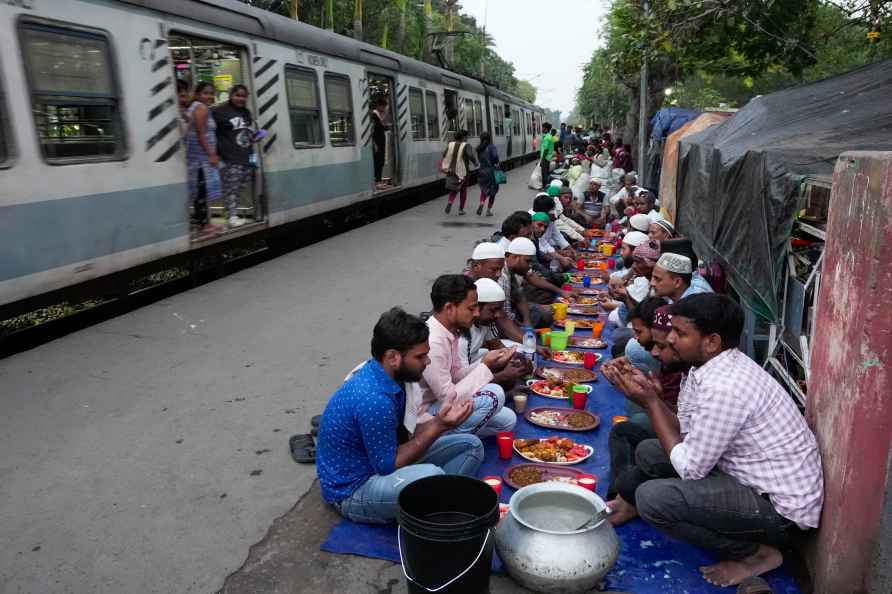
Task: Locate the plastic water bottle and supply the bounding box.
[522,327,537,372]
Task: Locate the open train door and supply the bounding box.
[366,73,401,192]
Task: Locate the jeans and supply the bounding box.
[540,158,550,189]
[429,383,516,437]
[627,439,800,560]
[335,433,484,524]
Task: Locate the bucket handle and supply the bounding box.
[397,526,491,593]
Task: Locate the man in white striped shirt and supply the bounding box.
[604,293,823,588]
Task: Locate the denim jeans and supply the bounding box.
[334,434,484,524]
[429,383,517,437]
[630,439,800,560]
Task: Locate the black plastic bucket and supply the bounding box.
[397,475,499,594]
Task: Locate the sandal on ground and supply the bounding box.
[289,433,316,464]
[476,204,484,216]
[737,577,773,594]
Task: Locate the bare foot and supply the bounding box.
[607,496,638,526]
[700,545,783,587]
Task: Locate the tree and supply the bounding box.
[575,50,627,130]
[515,80,537,103]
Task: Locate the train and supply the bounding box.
[0,0,544,319]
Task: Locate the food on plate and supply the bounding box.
[529,378,575,398]
[567,412,594,428]
[514,437,592,463]
[555,318,596,329]
[551,350,586,365]
[539,367,598,383]
[569,337,608,349]
[567,305,601,316]
[507,466,580,488]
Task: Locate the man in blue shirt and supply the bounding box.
[316,307,484,524]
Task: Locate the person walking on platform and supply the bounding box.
[213,84,254,229]
[419,275,518,437]
[186,82,222,237]
[442,130,478,215]
[475,131,501,216]
[316,307,483,524]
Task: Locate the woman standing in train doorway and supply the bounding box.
[371,96,391,191]
[475,131,500,217]
[213,84,254,229]
[186,81,223,238]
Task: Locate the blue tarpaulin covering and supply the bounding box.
[650,107,701,142]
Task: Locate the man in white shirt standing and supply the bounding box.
[604,294,823,589]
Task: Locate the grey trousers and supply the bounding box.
[629,439,801,560]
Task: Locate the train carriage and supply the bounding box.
[0,0,543,318]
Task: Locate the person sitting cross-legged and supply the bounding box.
[650,252,713,304]
[317,307,484,524]
[606,293,823,588]
[419,274,518,437]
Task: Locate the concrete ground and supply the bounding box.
[0,169,554,594]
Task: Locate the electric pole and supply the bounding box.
[637,0,649,175]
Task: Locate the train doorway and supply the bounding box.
[367,73,400,192]
[169,33,264,239]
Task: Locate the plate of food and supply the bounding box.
[526,378,592,399]
[513,437,594,465]
[556,295,602,306]
[578,251,609,260]
[577,287,606,296]
[536,367,599,383]
[583,260,609,270]
[566,274,595,285]
[569,337,608,349]
[567,305,601,316]
[525,407,600,431]
[554,317,597,330]
[503,463,588,490]
[551,351,602,366]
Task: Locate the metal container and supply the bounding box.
[495,482,619,594]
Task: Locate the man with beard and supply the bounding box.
[650,252,713,304]
[603,304,688,522]
[317,307,483,524]
[419,275,518,437]
[605,294,823,589]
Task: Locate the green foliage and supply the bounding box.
[515,80,537,103]
[575,50,628,126]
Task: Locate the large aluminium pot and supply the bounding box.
[495,482,619,594]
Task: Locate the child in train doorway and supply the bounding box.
[213,84,255,229]
[441,130,478,215]
[186,81,223,237]
[475,131,500,217]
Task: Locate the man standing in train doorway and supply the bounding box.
[371,96,391,191]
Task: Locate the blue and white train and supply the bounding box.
[0,0,543,317]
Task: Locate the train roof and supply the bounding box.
[123,0,541,110]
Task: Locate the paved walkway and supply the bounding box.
[0,167,541,593]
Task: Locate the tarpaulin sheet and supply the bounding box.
[660,113,731,225]
[675,59,892,320]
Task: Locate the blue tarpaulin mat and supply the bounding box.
[320,283,802,593]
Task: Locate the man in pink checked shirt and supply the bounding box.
[604,293,823,589]
[418,275,519,437]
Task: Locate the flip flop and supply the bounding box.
[737,577,773,594]
[289,433,316,464]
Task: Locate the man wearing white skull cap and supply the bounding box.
[651,253,713,303]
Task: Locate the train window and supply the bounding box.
[425,90,439,139]
[0,77,10,165]
[474,101,484,138]
[493,105,503,136]
[19,23,124,163]
[513,110,521,135]
[324,73,355,146]
[285,65,323,146]
[408,87,426,140]
[463,98,475,136]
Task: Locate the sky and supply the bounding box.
[457,0,608,117]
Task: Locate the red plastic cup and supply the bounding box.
[497,432,514,460]
[562,283,573,292]
[577,259,585,270]
[571,390,588,410]
[577,474,597,492]
[583,352,597,370]
[483,476,503,497]
[607,258,616,270]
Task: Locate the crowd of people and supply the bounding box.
[312,121,824,590]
